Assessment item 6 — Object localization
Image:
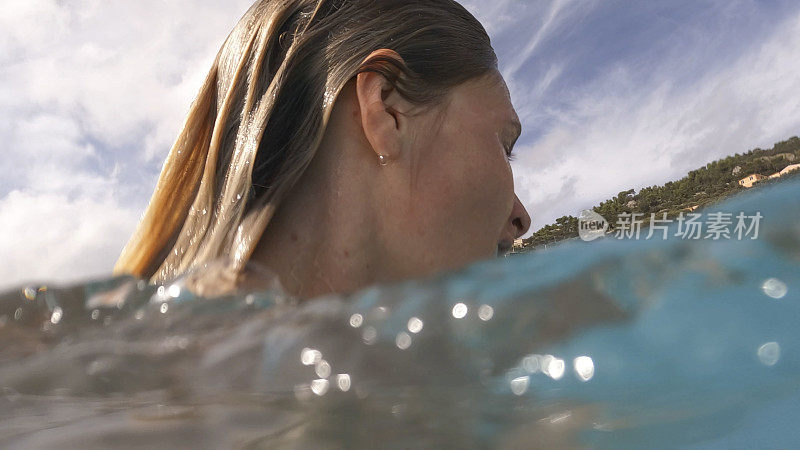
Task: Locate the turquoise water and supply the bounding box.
[1,179,799,448]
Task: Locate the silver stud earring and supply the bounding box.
[378,154,389,166]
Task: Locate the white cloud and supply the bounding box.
[0,189,140,291]
[0,0,253,288]
[1,0,253,163]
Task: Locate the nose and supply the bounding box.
[509,194,531,238]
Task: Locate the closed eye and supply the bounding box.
[503,117,521,162]
[504,144,516,162]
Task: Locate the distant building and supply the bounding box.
[738,174,767,188]
[779,163,800,176]
[732,165,742,175]
[682,205,700,212]
[513,238,524,250]
[769,172,781,179]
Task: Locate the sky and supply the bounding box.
[1,0,800,289]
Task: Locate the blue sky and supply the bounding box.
[2,0,800,288]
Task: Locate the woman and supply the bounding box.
[114,0,531,299]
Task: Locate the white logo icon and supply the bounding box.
[578,210,608,242]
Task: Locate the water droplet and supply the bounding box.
[762,278,788,299]
[349,313,363,328]
[758,341,780,366]
[396,331,412,350]
[322,86,337,109]
[407,317,423,333]
[510,376,530,395]
[14,308,22,321]
[478,304,494,321]
[160,303,169,314]
[573,356,595,381]
[90,309,100,320]
[336,374,351,392]
[135,310,145,320]
[452,303,468,319]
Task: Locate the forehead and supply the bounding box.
[445,73,519,129]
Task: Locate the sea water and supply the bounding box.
[1,178,799,448]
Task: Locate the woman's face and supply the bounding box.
[379,72,531,278]
[247,67,531,298]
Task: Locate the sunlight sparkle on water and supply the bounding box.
[541,355,565,380]
[510,376,530,395]
[362,326,377,345]
[522,354,541,373]
[349,313,363,328]
[301,348,322,366]
[315,359,331,378]
[23,287,36,300]
[573,356,595,381]
[452,303,468,319]
[396,331,412,350]
[407,317,423,333]
[336,374,351,392]
[761,278,788,299]
[311,379,329,396]
[758,342,781,366]
[167,284,181,298]
[50,306,63,325]
[478,304,494,321]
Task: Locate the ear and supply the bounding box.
[355,49,413,163]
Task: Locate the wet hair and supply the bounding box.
[113,0,498,292]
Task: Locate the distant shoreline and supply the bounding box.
[516,135,800,252]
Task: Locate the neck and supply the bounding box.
[248,145,381,300]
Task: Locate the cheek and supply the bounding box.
[463,158,514,232]
[416,132,514,243]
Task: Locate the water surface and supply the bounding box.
[2,179,799,448]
